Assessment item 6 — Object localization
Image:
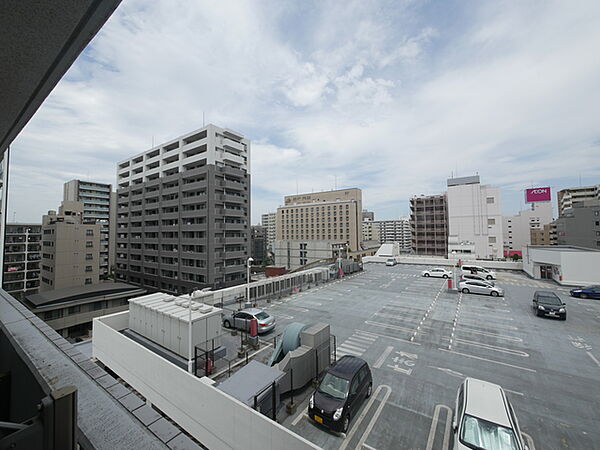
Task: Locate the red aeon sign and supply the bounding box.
[525,187,551,202]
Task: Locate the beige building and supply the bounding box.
[530,222,557,246]
[276,188,363,251]
[362,220,380,245]
[40,201,101,292]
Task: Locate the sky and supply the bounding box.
[8,0,600,224]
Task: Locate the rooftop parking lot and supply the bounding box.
[245,263,600,449]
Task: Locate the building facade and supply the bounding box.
[3,223,41,299]
[375,218,412,251]
[530,222,557,246]
[251,225,267,265]
[410,194,448,256]
[64,179,115,278]
[276,188,362,251]
[447,176,503,259]
[0,149,8,284]
[40,201,101,291]
[557,184,600,217]
[274,239,345,270]
[503,201,553,254]
[261,212,277,252]
[115,124,251,294]
[362,220,380,244]
[362,210,374,221]
[554,201,600,249]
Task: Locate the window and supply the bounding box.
[85,265,93,272]
[68,305,81,314]
[86,229,94,236]
[86,241,93,247]
[85,278,92,285]
[486,197,495,204]
[487,218,495,225]
[488,236,496,243]
[86,253,93,260]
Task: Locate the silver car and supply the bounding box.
[459,280,504,297]
[222,308,276,334]
[461,273,495,286]
[422,267,452,278]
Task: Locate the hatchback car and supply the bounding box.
[454,377,528,450]
[385,258,396,266]
[459,280,504,297]
[533,290,566,320]
[422,268,452,278]
[461,273,495,286]
[308,356,372,433]
[461,265,497,280]
[222,308,276,333]
[569,285,600,299]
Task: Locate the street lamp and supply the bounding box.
[246,257,254,306]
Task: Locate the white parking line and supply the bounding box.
[426,404,452,450]
[439,348,536,373]
[357,330,422,346]
[339,385,392,450]
[337,347,363,357]
[458,319,519,331]
[346,337,372,348]
[355,330,379,339]
[374,346,394,369]
[365,321,426,334]
[354,386,393,450]
[349,334,377,343]
[339,342,368,352]
[522,432,536,450]
[291,406,308,426]
[587,351,600,368]
[453,337,529,357]
[455,327,523,342]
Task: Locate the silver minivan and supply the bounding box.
[461,265,497,280]
[454,377,529,450]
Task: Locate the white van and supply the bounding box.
[460,265,497,280]
[385,258,396,266]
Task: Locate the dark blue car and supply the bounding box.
[570,285,600,299]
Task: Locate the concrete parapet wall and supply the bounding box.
[363,255,523,271]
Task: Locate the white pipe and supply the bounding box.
[187,293,193,374]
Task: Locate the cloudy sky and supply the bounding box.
[9,0,600,223]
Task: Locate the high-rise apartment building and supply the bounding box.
[503,202,553,254]
[40,201,101,291]
[410,194,448,256]
[3,223,41,299]
[557,184,600,217]
[251,225,266,265]
[362,210,374,221]
[261,212,277,252]
[64,179,115,278]
[362,220,380,243]
[115,124,250,293]
[276,188,362,251]
[554,201,600,249]
[530,222,557,246]
[447,176,503,259]
[375,218,412,251]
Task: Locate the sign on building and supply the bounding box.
[525,187,551,203]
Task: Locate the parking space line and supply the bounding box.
[346,337,372,347]
[439,348,536,373]
[453,337,529,357]
[455,327,523,342]
[357,330,421,346]
[460,311,514,321]
[355,330,379,338]
[522,432,536,450]
[587,351,600,368]
[339,342,368,352]
[366,321,426,335]
[362,444,377,450]
[354,386,393,450]
[337,347,363,357]
[426,404,452,450]
[458,319,519,331]
[339,385,392,450]
[291,406,308,426]
[374,346,394,369]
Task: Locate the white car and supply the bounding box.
[386,258,396,266]
[461,265,497,280]
[421,268,452,278]
[459,280,504,297]
[454,378,529,450]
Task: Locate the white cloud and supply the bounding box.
[7,0,600,224]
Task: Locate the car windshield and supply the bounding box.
[255,312,269,320]
[538,295,561,305]
[318,372,349,399]
[460,414,519,450]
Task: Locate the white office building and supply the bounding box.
[447,175,503,259]
[261,212,277,252]
[503,202,553,255]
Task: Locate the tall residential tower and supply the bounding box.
[115,124,250,293]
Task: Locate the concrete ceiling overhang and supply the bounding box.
[0,0,122,157]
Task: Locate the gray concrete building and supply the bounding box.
[251,225,267,265]
[557,184,600,217]
[115,124,251,294]
[64,179,115,278]
[261,211,277,252]
[410,194,448,256]
[362,210,374,221]
[40,201,101,291]
[3,223,42,299]
[554,200,600,249]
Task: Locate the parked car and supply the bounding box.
[459,280,504,297]
[461,265,497,280]
[569,285,600,300]
[385,258,396,266]
[461,273,495,286]
[454,377,528,450]
[533,290,566,320]
[222,308,276,333]
[422,268,453,278]
[308,356,372,433]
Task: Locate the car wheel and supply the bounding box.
[342,415,350,433]
[223,320,231,329]
[424,273,430,277]
[366,383,372,398]
[443,274,448,279]
[561,314,567,321]
[490,291,498,297]
[462,288,469,294]
[486,275,493,280]
[581,293,588,299]
[535,310,541,317]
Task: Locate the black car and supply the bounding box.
[533,290,566,320]
[308,356,372,433]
